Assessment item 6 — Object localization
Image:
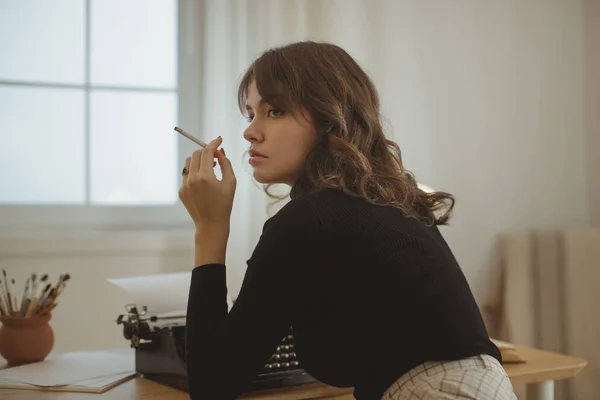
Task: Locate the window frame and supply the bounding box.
[0,0,202,231]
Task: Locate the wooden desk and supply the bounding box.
[0,345,586,400]
[502,346,586,400]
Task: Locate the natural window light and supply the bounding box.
[0,0,178,206]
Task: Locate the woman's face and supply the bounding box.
[243,81,317,185]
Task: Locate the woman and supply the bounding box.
[179,41,516,400]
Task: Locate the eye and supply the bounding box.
[268,108,284,118]
[245,114,254,123]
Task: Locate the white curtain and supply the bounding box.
[187,0,388,297]
[191,0,444,297]
[187,0,589,308]
[498,229,600,399]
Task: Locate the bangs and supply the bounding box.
[237,50,299,115]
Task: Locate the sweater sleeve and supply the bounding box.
[185,199,321,400]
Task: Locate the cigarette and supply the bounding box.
[174,127,207,148]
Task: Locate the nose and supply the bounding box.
[243,122,264,143]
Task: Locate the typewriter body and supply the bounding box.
[116,304,316,393]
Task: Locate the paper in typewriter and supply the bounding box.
[108,271,233,316]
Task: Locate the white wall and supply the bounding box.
[305,0,591,313]
[0,230,196,362]
[204,0,594,312]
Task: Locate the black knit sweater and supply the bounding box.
[185,187,501,400]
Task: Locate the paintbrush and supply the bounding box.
[31,284,52,315]
[11,279,17,315]
[0,286,6,316]
[19,277,30,316]
[2,270,12,315]
[48,274,70,307]
[0,278,8,316]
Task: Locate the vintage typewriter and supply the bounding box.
[116,304,316,393]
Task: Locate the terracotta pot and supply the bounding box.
[0,315,54,366]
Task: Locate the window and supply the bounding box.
[0,0,197,229]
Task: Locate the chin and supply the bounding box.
[253,170,276,184]
[252,169,290,186]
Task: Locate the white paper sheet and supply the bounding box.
[0,349,135,387]
[108,271,233,316]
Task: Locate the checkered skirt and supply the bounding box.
[381,354,518,400]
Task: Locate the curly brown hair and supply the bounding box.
[237,41,455,226]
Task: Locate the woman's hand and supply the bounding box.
[179,136,237,235]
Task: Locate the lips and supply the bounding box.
[249,149,267,166]
[249,149,267,158]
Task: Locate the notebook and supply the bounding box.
[491,338,526,363]
[0,348,137,393]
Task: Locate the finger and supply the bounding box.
[182,157,191,180]
[189,149,203,174]
[200,136,223,174]
[179,157,192,203]
[216,148,236,183]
